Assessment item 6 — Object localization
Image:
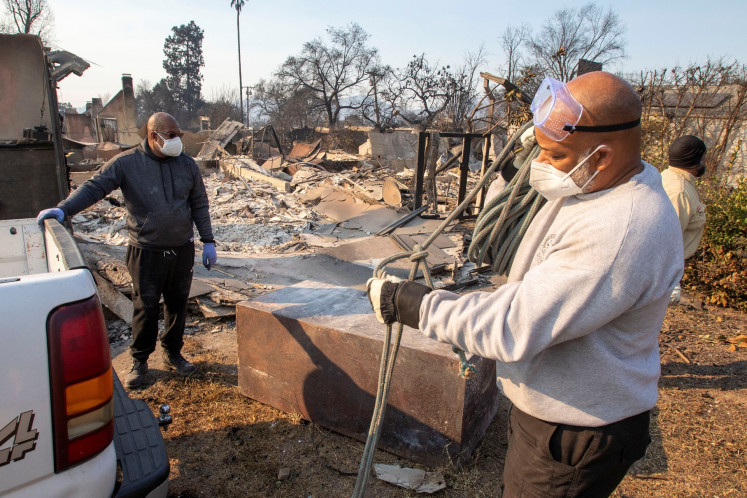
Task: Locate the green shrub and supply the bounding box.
[683,174,747,310]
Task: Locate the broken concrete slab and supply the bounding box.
[318,236,411,277]
[195,297,235,318]
[394,217,454,236]
[235,156,292,181]
[307,188,370,221]
[374,464,447,494]
[188,278,215,299]
[236,281,500,466]
[197,118,243,160]
[318,235,451,278]
[200,276,254,293]
[361,130,418,169]
[194,253,374,291]
[297,233,340,248]
[303,186,403,233]
[338,207,404,234]
[220,157,292,193]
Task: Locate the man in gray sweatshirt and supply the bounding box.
[37,112,217,389]
[368,72,683,496]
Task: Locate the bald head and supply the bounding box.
[567,72,641,135]
[147,112,179,132]
[534,71,644,193]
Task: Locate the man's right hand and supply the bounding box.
[366,276,431,328]
[366,277,401,324]
[36,207,65,227]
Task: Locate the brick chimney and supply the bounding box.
[91,98,103,116]
[121,73,134,99]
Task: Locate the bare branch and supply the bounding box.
[1,0,54,42]
[274,23,379,127]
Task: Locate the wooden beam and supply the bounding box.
[219,159,292,193]
[92,270,133,324]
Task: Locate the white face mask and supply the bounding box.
[155,132,183,157]
[529,145,605,201]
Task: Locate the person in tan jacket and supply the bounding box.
[662,135,707,258]
[661,135,707,303]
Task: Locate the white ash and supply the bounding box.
[71,172,318,253]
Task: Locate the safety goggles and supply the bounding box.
[530,76,640,141]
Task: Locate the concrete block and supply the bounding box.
[367,130,418,162]
[236,281,500,466]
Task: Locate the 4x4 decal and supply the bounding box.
[0,411,39,467]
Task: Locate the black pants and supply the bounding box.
[503,404,650,498]
[126,242,194,362]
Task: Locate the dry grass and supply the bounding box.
[122,293,747,497]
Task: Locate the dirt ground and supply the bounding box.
[113,290,747,498]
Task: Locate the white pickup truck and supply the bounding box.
[0,34,169,497]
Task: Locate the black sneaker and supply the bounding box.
[125,359,148,389]
[162,351,196,375]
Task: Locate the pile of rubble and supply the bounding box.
[71,119,499,341]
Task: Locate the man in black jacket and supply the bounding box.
[37,112,217,388]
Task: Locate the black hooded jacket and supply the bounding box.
[58,139,214,249]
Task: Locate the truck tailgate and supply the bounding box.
[0,269,115,495]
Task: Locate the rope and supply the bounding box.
[467,144,546,275]
[351,121,536,497]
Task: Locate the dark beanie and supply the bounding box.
[669,135,706,167]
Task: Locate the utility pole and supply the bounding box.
[237,24,243,124]
[231,0,247,124]
[243,86,252,125]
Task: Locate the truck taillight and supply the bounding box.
[47,295,113,472]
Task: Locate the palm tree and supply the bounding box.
[230,0,246,124]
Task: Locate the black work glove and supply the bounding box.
[366,277,432,329]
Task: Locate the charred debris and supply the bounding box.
[66,74,528,331]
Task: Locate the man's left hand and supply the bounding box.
[202,243,217,270]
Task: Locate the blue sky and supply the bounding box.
[47,0,747,108]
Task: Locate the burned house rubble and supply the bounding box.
[70,73,532,466]
[71,114,512,466]
[74,117,506,323]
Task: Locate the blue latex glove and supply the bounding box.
[202,243,217,270]
[36,207,65,227]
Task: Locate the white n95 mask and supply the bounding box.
[156,133,183,157]
[529,145,605,201]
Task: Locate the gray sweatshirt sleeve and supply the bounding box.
[188,163,214,242]
[57,158,123,217]
[418,257,638,363]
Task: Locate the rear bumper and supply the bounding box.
[0,444,116,498]
[112,371,169,498]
